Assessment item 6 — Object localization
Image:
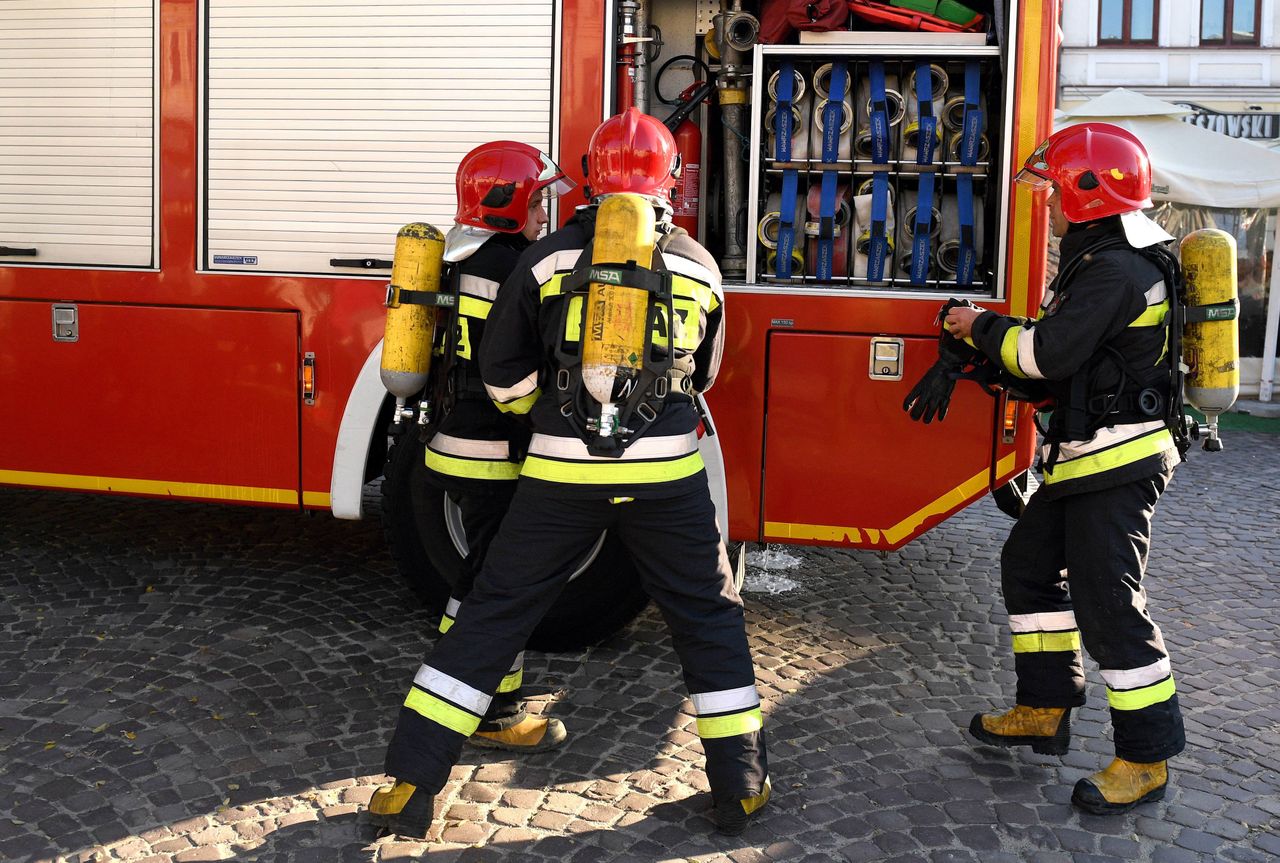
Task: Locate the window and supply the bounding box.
[1201,0,1260,46]
[1099,0,1157,44]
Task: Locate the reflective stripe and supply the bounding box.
[540,272,568,303]
[429,433,512,460]
[1107,675,1176,711]
[1129,300,1168,327]
[486,371,539,404]
[458,273,500,301]
[425,449,522,480]
[564,295,583,340]
[670,272,720,313]
[412,664,491,716]
[497,668,523,694]
[1008,610,1078,633]
[1046,420,1168,461]
[458,295,493,320]
[523,451,704,484]
[531,249,581,286]
[691,685,760,715]
[1012,630,1081,653]
[438,614,454,634]
[404,687,483,737]
[1016,327,1044,378]
[696,707,764,739]
[529,432,699,461]
[1144,279,1167,304]
[1101,657,1171,691]
[664,253,723,308]
[1044,428,1175,484]
[494,388,540,415]
[445,597,462,618]
[509,652,524,672]
[999,327,1030,379]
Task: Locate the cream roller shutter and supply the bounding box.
[0,0,157,269]
[204,0,556,275]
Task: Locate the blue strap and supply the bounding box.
[816,62,847,280]
[910,172,936,285]
[868,172,890,282]
[956,173,976,284]
[914,61,937,165]
[775,62,798,279]
[960,60,982,166]
[869,61,889,165]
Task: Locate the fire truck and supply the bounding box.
[0,0,1057,648]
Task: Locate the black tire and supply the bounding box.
[381,430,650,652]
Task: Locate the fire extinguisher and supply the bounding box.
[664,81,714,240]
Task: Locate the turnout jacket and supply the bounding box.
[424,231,532,490]
[970,218,1178,499]
[480,206,725,499]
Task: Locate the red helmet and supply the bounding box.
[1014,122,1153,222]
[586,108,680,203]
[454,141,572,233]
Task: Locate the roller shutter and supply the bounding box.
[204,0,556,275]
[0,0,157,269]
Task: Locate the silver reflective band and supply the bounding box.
[529,432,699,461]
[459,274,500,301]
[1101,657,1172,690]
[445,597,462,618]
[509,652,525,673]
[1045,420,1170,461]
[429,433,512,460]
[1016,327,1044,379]
[412,664,491,716]
[691,685,761,715]
[1008,610,1078,633]
[486,371,539,403]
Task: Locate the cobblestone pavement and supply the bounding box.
[2,432,1277,863]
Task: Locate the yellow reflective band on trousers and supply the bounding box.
[1012,630,1081,653]
[438,613,455,634]
[696,707,763,739]
[521,451,704,484]
[496,668,523,694]
[1107,676,1176,711]
[1129,301,1169,327]
[424,449,522,480]
[1044,429,1173,484]
[495,388,541,415]
[1000,326,1031,378]
[403,687,482,737]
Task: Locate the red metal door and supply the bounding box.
[761,331,998,549]
[0,301,301,506]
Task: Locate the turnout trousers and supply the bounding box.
[441,482,523,730]
[385,476,769,801]
[1000,468,1185,763]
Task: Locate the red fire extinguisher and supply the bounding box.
[665,82,713,241]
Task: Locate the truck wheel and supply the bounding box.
[381,431,650,652]
[992,469,1032,519]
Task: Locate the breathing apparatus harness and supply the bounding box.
[551,221,697,458]
[1039,234,1194,469]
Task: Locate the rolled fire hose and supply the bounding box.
[937,193,984,278]
[854,74,904,159]
[852,188,895,280]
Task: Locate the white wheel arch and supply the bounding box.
[331,341,386,519]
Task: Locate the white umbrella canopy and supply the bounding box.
[1054,89,1280,209]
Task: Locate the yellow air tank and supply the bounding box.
[1179,228,1239,451]
[381,222,446,420]
[581,193,656,438]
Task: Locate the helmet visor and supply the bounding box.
[1014,166,1054,192]
[536,152,575,197]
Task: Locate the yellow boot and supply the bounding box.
[713,776,771,836]
[468,715,567,752]
[1071,758,1167,815]
[368,780,433,838]
[969,705,1071,755]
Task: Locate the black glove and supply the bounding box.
[903,358,958,424]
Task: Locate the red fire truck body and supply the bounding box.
[1,1,1058,639]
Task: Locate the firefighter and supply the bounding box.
[422,141,575,752]
[942,123,1185,815]
[370,109,769,839]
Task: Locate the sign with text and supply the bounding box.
[1175,103,1279,140]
